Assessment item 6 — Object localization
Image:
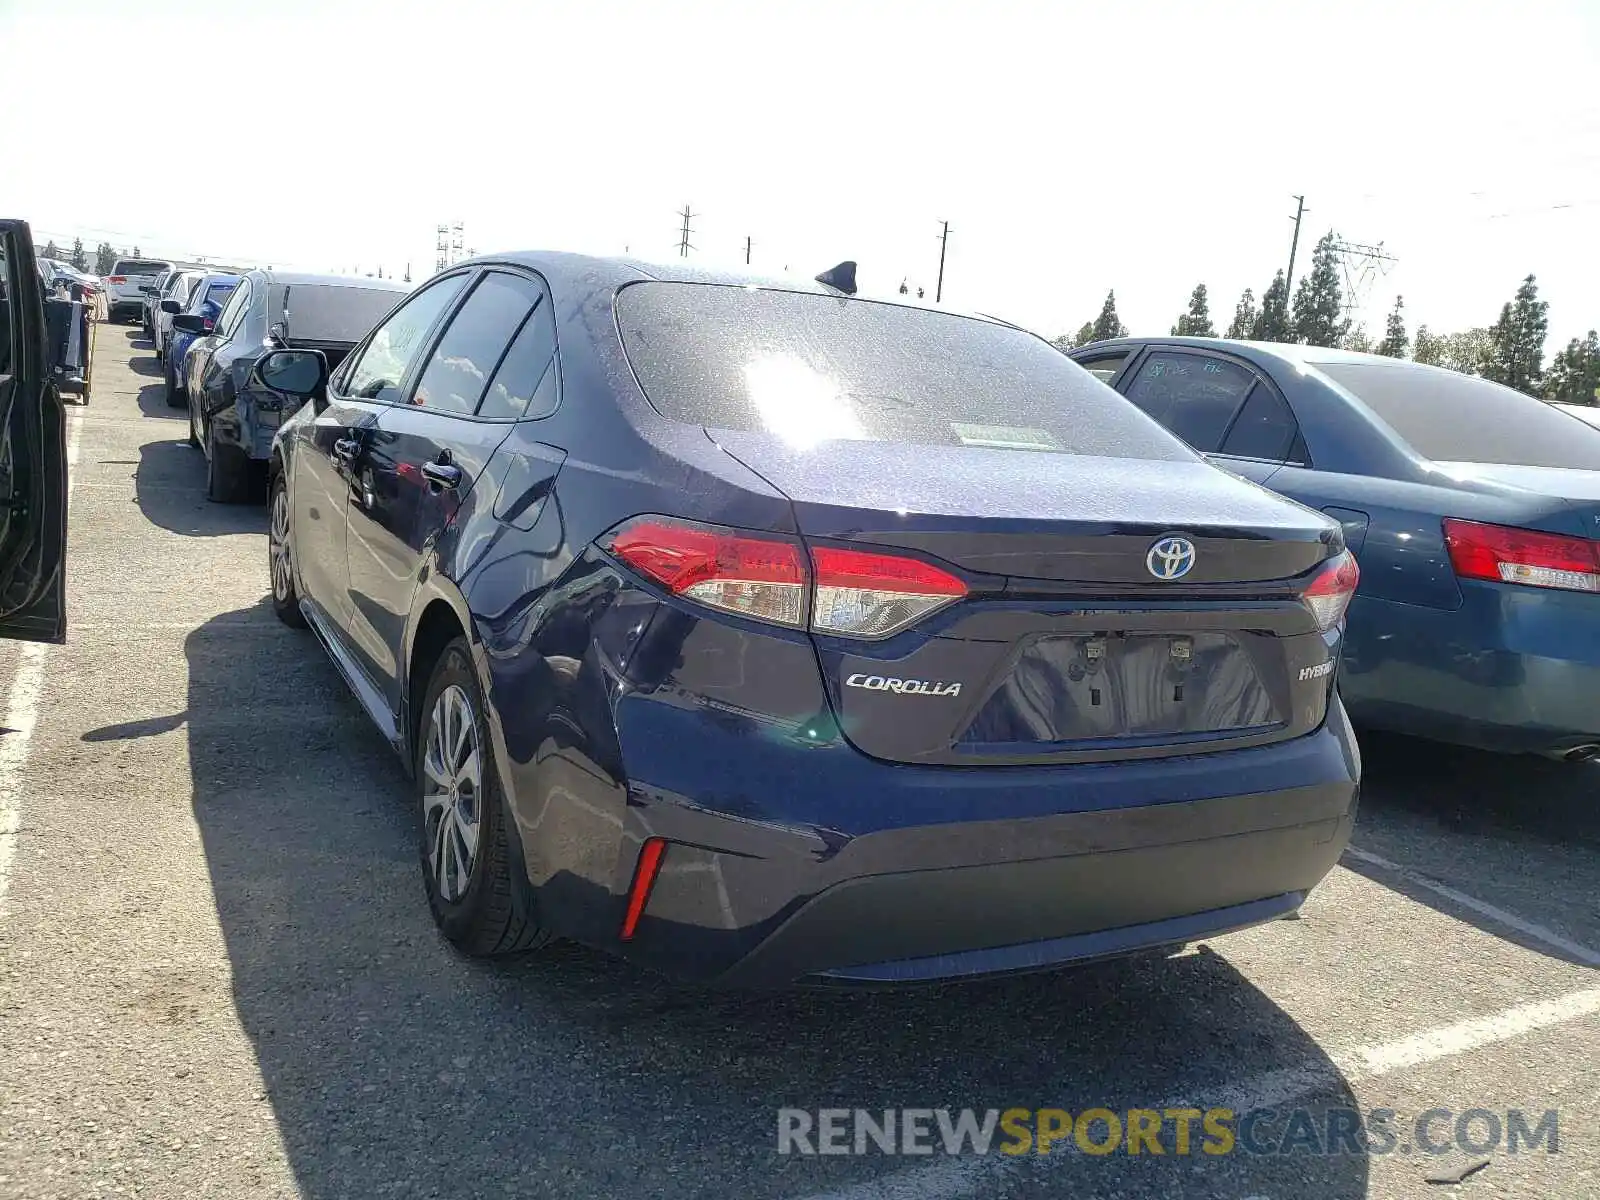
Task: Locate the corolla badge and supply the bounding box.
[845,674,962,697]
[1146,536,1197,580]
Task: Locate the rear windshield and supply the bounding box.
[1317,361,1600,469]
[280,284,406,344]
[615,283,1190,457]
[112,260,170,277]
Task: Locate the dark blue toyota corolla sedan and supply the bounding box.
[1071,337,1600,761]
[258,253,1360,986]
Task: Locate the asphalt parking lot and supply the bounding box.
[0,328,1596,1200]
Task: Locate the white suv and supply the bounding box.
[104,257,174,323]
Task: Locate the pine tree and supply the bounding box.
[1252,271,1292,342]
[1291,232,1344,347]
[1544,330,1600,405]
[1341,325,1373,353]
[1226,288,1257,339]
[93,242,118,275]
[1376,296,1408,358]
[1413,325,1441,365]
[1171,283,1215,337]
[70,237,86,270]
[42,240,59,260]
[1091,291,1127,342]
[1074,320,1095,347]
[1482,275,1549,396]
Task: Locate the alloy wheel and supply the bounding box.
[269,486,293,603]
[421,684,482,904]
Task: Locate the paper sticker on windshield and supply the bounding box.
[951,423,1062,451]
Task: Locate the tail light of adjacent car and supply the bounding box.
[1443,518,1600,594]
[1301,550,1360,632]
[107,275,127,284]
[604,516,968,639]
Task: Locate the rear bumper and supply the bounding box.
[589,700,1360,988]
[1341,587,1600,754]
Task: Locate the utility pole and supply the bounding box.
[935,220,951,303]
[1285,195,1307,300]
[676,205,697,257]
[745,235,752,265]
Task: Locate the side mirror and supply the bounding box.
[160,299,182,314]
[254,348,327,399]
[171,314,210,335]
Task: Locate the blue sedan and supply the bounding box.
[162,273,240,406]
[1071,337,1600,761]
[252,253,1361,985]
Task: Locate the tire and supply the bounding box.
[187,400,200,449]
[416,637,549,957]
[205,429,251,504]
[164,357,183,407]
[267,472,307,628]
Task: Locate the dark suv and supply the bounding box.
[177,270,410,502]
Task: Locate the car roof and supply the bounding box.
[251,270,411,291]
[446,250,1008,325]
[1074,335,1483,380]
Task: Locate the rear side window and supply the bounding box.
[112,259,169,277]
[1316,362,1600,468]
[615,283,1190,458]
[1220,385,1300,462]
[478,285,558,420]
[203,282,237,307]
[1123,351,1257,452]
[412,272,543,415]
[1077,351,1130,383]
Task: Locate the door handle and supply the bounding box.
[332,436,360,464]
[421,460,464,491]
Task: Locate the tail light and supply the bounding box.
[107,275,127,284]
[605,517,967,639]
[1444,519,1600,593]
[202,318,215,332]
[1302,550,1360,632]
[810,545,967,636]
[619,837,666,941]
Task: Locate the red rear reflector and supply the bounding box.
[1443,519,1600,594]
[107,275,127,283]
[1302,550,1360,632]
[810,544,967,638]
[607,517,806,627]
[619,837,667,941]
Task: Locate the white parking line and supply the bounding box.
[794,987,1600,1200]
[1344,844,1600,967]
[0,412,84,913]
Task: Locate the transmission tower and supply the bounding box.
[1330,236,1399,329]
[451,222,464,265]
[676,204,697,257]
[435,225,450,274]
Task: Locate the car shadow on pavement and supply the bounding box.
[134,439,265,536]
[127,354,162,378]
[181,599,1370,1200]
[1347,731,1600,968]
[136,382,184,421]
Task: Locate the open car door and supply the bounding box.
[0,220,68,643]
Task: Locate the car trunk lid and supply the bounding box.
[712,431,1344,765]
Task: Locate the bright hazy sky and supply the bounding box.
[5,0,1598,351]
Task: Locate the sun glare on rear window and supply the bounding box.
[615,282,1192,459]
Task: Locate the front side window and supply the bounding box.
[343,275,467,403]
[411,272,544,415]
[1123,351,1257,453]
